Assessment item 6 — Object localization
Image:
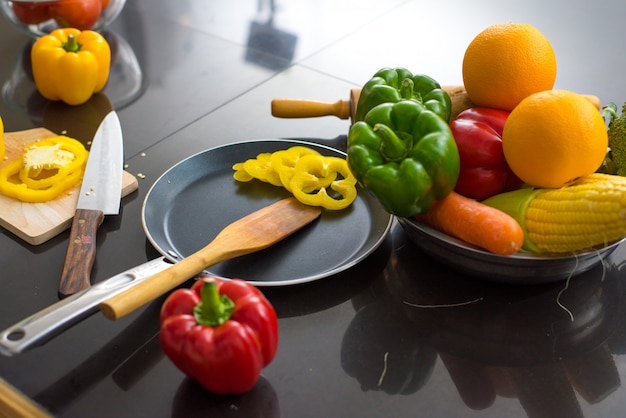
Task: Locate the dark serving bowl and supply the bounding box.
[397,216,625,284]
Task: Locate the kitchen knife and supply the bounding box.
[58,111,124,297]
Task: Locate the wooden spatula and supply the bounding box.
[99,197,322,320]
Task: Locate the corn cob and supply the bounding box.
[482,173,626,253]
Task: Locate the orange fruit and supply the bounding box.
[462,23,557,111]
[502,90,608,188]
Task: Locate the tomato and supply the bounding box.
[100,0,110,10]
[11,1,51,25]
[49,0,102,30]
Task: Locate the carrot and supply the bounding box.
[415,191,524,256]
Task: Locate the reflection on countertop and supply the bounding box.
[2,30,145,134]
[341,224,626,416]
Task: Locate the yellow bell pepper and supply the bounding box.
[31,28,111,106]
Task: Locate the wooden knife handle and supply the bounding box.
[58,208,104,297]
[271,98,351,120]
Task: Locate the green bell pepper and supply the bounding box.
[354,67,452,123]
[347,100,460,217]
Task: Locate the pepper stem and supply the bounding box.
[193,278,235,327]
[62,34,81,53]
[399,78,414,99]
[374,123,411,161]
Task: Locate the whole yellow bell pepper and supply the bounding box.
[31,28,110,106]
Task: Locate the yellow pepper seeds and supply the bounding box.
[232,146,358,210]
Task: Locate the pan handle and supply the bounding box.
[0,257,172,357]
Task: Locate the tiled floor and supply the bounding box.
[112,0,626,175]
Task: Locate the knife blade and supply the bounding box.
[58,111,124,297]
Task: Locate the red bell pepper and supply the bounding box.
[160,275,279,394]
[449,107,522,200]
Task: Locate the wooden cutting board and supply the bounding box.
[0,128,139,245]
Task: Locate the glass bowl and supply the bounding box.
[0,0,126,37]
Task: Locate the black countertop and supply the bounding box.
[2,0,626,417]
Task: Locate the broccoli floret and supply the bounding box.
[607,102,626,176]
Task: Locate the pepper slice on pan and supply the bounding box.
[232,146,358,210]
[232,162,253,182]
[270,146,330,191]
[238,152,283,186]
[234,146,324,188]
[290,154,357,210]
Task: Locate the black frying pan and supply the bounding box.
[0,139,394,356]
[142,139,393,286]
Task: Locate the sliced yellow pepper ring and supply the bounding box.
[241,152,283,187]
[232,162,253,182]
[270,146,333,192]
[0,135,88,203]
[290,155,357,210]
[0,158,84,203]
[232,146,358,210]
